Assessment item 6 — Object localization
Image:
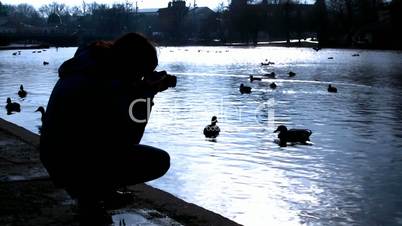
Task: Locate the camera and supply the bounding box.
[163,73,177,88]
[150,71,177,89]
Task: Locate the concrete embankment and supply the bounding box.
[0,118,242,226]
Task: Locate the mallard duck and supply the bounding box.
[274,125,312,147]
[239,84,252,94]
[313,47,321,51]
[269,82,277,89]
[328,84,337,93]
[264,72,276,79]
[35,106,45,122]
[288,71,296,77]
[6,98,21,114]
[18,85,27,98]
[250,75,262,82]
[204,116,220,138]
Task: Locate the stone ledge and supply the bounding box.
[0,118,242,226]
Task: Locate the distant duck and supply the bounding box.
[35,106,46,122]
[274,125,312,147]
[269,82,277,89]
[328,57,334,59]
[32,51,36,53]
[37,51,42,53]
[264,72,276,79]
[12,52,17,56]
[239,84,252,94]
[43,61,49,65]
[261,60,275,66]
[328,84,338,93]
[288,71,296,77]
[18,85,27,98]
[313,47,321,51]
[250,75,262,82]
[352,53,360,57]
[204,116,220,138]
[6,98,21,114]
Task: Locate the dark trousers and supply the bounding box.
[57,144,170,200]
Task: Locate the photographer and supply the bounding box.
[39,33,174,224]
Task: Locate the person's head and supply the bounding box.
[111,33,158,81]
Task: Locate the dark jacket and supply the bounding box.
[40,46,152,187]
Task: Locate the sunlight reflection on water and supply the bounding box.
[1,46,402,225]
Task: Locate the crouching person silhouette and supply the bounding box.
[39,33,173,225]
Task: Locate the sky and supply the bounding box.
[1,0,228,10]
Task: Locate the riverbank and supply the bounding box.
[0,118,241,226]
[0,44,50,50]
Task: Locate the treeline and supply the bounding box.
[0,0,401,49]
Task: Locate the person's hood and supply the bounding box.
[58,45,110,79]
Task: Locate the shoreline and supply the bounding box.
[0,118,242,226]
[1,41,401,51]
[0,44,50,51]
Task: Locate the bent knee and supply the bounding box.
[159,150,170,174]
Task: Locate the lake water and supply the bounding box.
[1,46,402,226]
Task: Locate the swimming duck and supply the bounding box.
[274,125,312,147]
[239,84,252,94]
[18,85,27,98]
[6,98,21,114]
[313,47,321,51]
[43,61,49,65]
[261,61,275,66]
[328,57,334,60]
[264,72,276,79]
[250,75,262,82]
[288,71,296,77]
[35,106,45,122]
[204,116,220,138]
[328,84,337,93]
[269,82,277,89]
[352,53,360,57]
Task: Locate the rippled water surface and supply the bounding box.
[1,47,402,225]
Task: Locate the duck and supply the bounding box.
[269,82,277,89]
[204,116,220,138]
[261,61,275,66]
[274,125,312,147]
[264,72,276,79]
[43,61,49,65]
[239,84,252,94]
[288,71,296,77]
[250,75,262,82]
[6,98,21,114]
[35,106,46,122]
[18,85,27,98]
[313,47,321,51]
[352,53,360,57]
[327,84,337,93]
[12,52,17,56]
[328,57,334,60]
